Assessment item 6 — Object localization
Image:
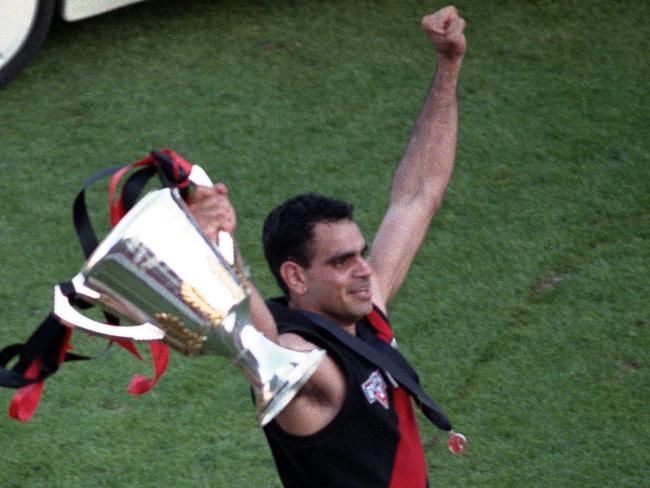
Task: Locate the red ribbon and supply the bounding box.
[108,155,155,226]
[127,341,170,395]
[9,361,46,422]
[108,149,194,225]
[9,327,73,422]
[108,150,193,393]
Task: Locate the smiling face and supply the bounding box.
[285,219,374,329]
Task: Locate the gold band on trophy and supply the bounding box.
[154,312,205,356]
[180,282,227,326]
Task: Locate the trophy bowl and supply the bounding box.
[53,188,325,425]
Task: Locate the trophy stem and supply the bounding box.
[228,320,325,426]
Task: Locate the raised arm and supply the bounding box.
[369,6,467,310]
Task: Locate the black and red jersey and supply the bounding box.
[264,300,428,488]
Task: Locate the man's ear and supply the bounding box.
[279,261,308,295]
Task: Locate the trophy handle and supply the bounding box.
[52,285,165,341]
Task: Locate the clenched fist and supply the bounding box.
[422,6,467,61]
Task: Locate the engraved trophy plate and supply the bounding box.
[53,188,325,425]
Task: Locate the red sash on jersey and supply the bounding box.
[367,310,428,487]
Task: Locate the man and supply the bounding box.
[190,6,466,486]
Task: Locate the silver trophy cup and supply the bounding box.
[52,187,325,426]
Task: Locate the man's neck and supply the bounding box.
[287,299,357,336]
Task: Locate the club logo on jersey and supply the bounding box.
[361,370,389,409]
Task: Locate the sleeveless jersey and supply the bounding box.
[263,300,428,488]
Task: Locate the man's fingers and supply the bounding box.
[191,185,212,201]
[213,182,229,195]
[422,5,460,36]
[190,183,229,203]
[190,186,232,221]
[448,16,466,36]
[186,182,237,239]
[421,15,442,35]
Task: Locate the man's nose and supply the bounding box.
[354,257,372,277]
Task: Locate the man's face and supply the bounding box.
[297,219,373,326]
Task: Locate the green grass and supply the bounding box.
[1,0,648,486]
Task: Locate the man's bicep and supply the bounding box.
[369,199,435,306]
[274,332,347,435]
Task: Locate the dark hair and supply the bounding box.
[262,193,354,295]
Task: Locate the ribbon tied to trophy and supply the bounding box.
[0,150,324,426]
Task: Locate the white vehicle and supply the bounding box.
[1,0,147,87]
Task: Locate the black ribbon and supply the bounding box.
[0,310,90,389]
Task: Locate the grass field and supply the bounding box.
[1,0,648,486]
